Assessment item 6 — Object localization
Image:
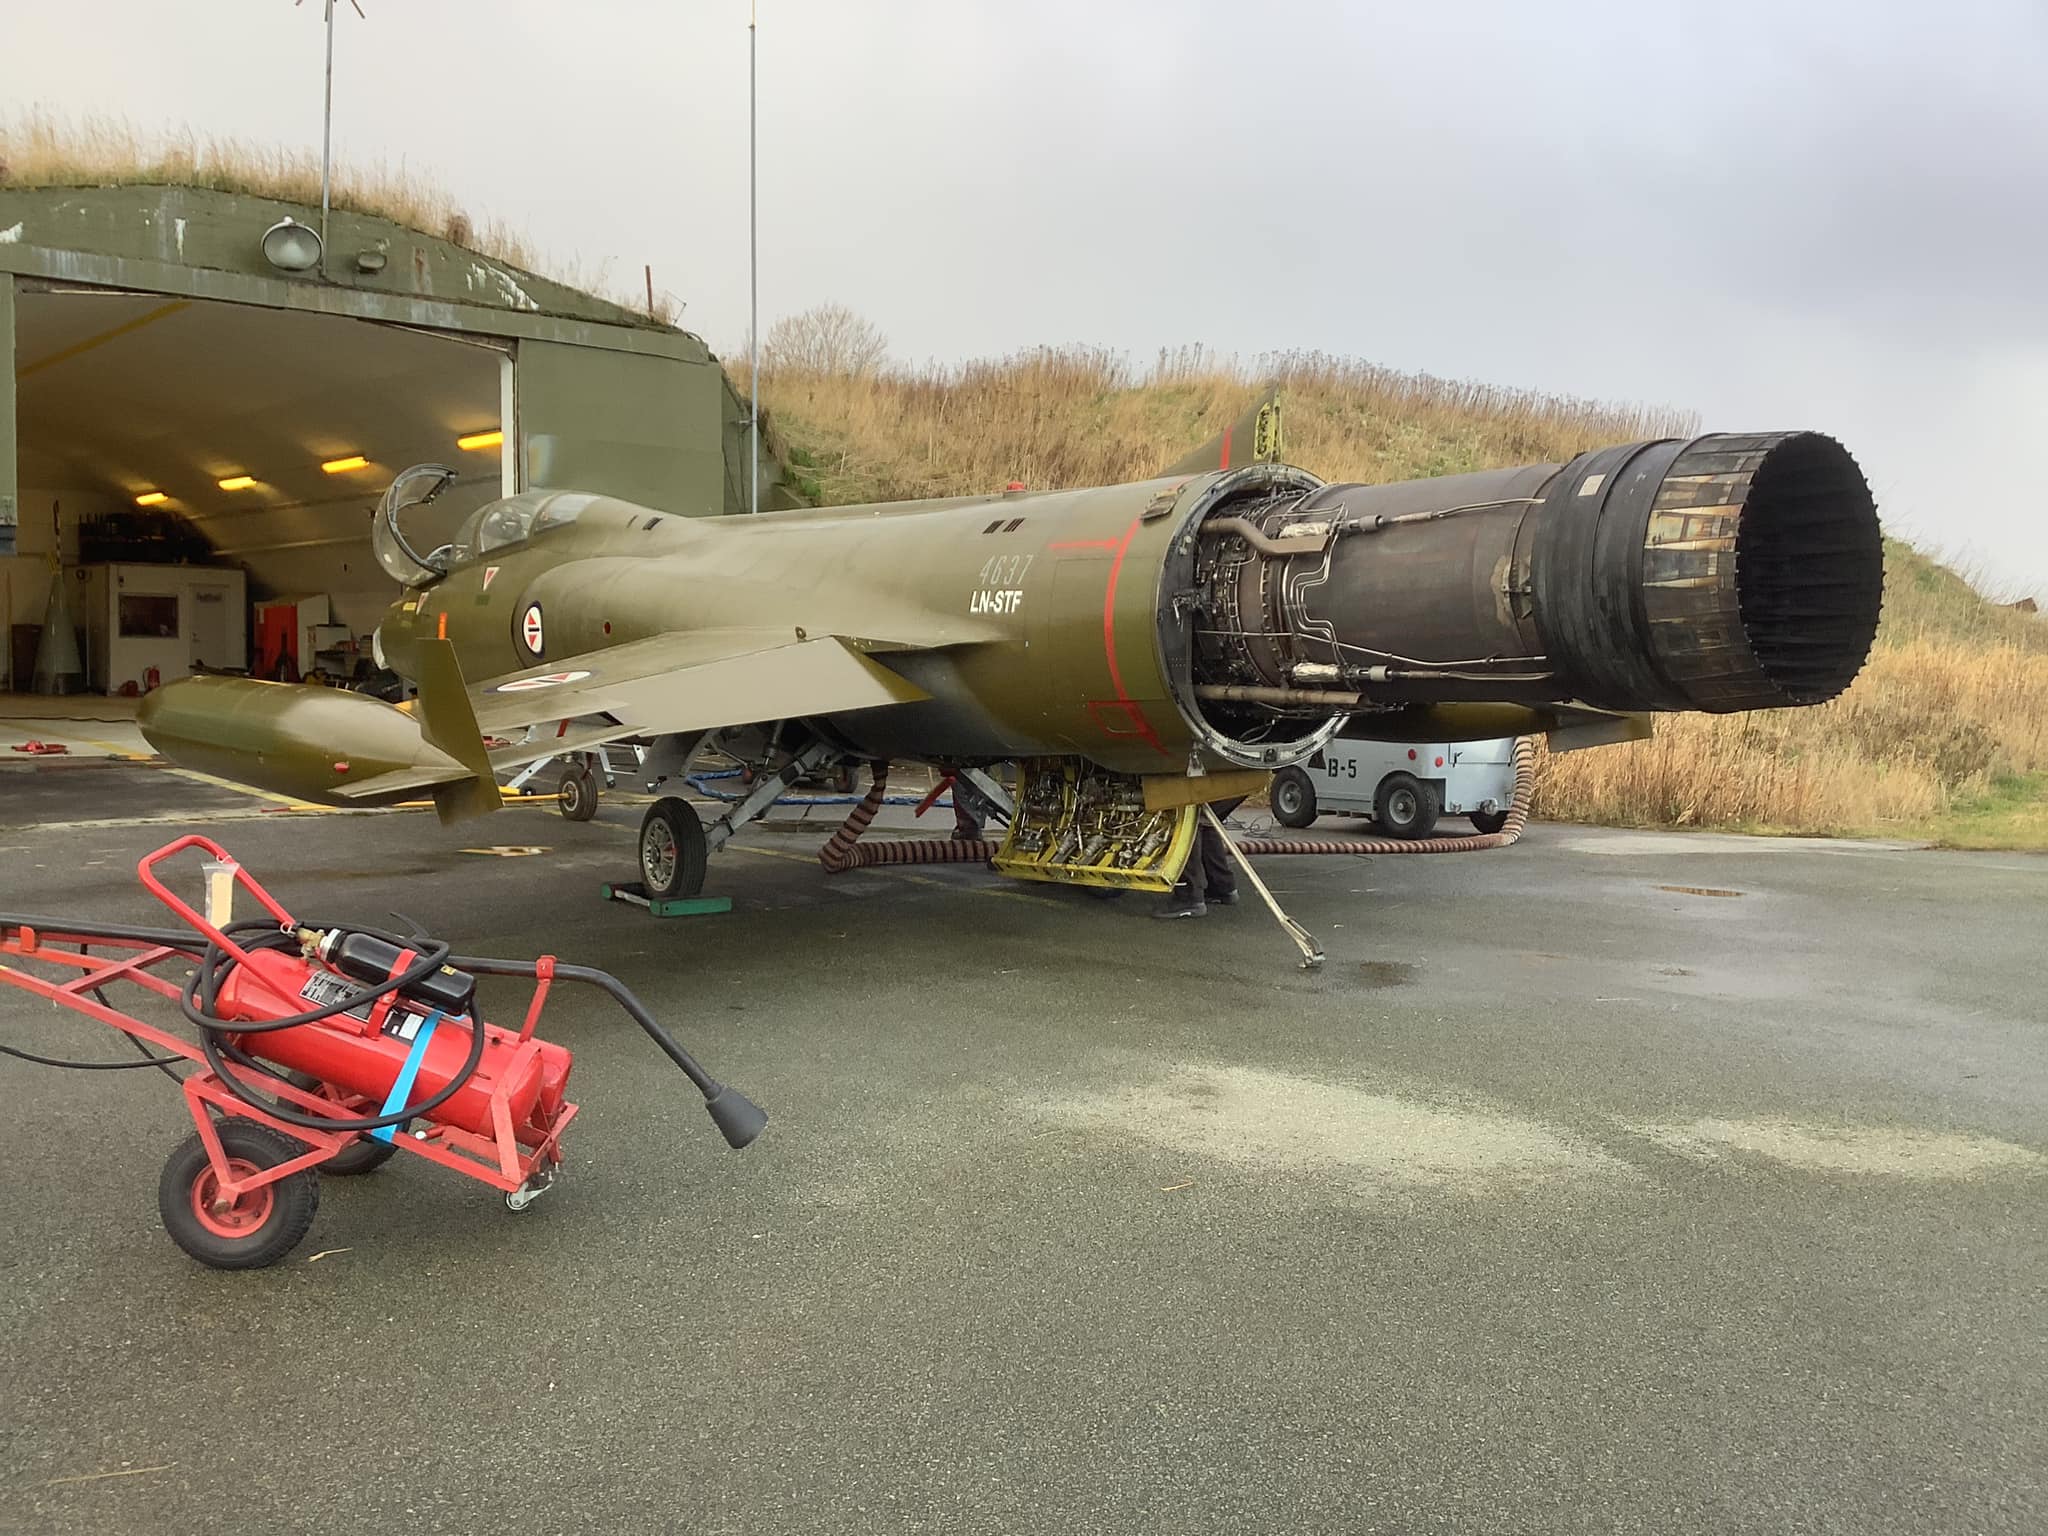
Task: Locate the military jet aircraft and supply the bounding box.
[138,406,1884,902]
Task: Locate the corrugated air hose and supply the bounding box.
[817,763,1000,872]
[1234,736,1538,856]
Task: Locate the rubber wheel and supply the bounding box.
[1271,767,1319,829]
[558,765,599,822]
[640,796,709,899]
[1469,808,1510,835]
[283,1071,399,1176]
[158,1121,320,1270]
[1373,772,1441,838]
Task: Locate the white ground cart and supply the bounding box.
[1269,737,1517,837]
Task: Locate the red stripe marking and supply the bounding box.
[1097,517,1170,755]
[1219,424,1233,470]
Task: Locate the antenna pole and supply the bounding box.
[319,0,336,271]
[748,0,760,517]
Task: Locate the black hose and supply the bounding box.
[0,1041,183,1070]
[0,910,484,1132]
[178,919,485,1135]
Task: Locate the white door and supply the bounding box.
[189,586,230,673]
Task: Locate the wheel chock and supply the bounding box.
[602,881,732,918]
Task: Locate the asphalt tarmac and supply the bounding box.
[2,771,2043,1534]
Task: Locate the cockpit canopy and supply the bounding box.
[373,466,596,588]
[371,464,460,587]
[451,491,597,561]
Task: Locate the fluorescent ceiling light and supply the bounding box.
[218,475,258,491]
[134,491,169,507]
[321,455,370,474]
[457,430,504,451]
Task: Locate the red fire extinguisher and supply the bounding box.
[144,665,162,691]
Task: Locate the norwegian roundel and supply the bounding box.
[519,602,545,657]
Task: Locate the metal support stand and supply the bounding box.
[1203,804,1323,970]
[956,765,1017,822]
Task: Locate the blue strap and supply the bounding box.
[370,1009,443,1144]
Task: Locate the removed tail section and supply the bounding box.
[1157,386,1284,478]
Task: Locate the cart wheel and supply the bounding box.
[158,1121,320,1270]
[558,765,599,822]
[639,797,708,899]
[1469,808,1509,835]
[283,1071,398,1176]
[1270,767,1319,829]
[1373,772,1441,838]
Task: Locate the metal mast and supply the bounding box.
[749,0,760,516]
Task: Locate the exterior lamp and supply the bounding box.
[260,218,323,273]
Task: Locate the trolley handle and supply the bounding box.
[137,835,300,968]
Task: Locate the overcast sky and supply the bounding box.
[8,0,2046,593]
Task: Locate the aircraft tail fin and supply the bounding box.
[413,638,504,824]
[1157,386,1284,478]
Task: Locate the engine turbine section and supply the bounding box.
[1173,432,1882,750]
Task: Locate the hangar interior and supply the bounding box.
[1,181,782,695]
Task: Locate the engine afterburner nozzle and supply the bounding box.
[1193,431,1884,717]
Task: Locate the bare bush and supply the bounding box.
[761,304,891,379]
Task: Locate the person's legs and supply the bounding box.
[1201,795,1245,903]
[951,778,986,841]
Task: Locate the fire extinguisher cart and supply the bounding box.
[0,835,764,1268]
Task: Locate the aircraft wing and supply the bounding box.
[469,629,932,745]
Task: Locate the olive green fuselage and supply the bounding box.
[377,471,1302,775]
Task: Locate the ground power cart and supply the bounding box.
[1270,736,1519,837]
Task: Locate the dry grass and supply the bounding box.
[752,308,2046,845]
[745,320,1691,504]
[1536,545,2048,843]
[0,110,683,324]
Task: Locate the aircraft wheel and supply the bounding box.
[1469,808,1509,835]
[640,797,708,899]
[1374,773,1440,838]
[559,765,599,822]
[1270,768,1319,829]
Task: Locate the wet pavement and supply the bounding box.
[2,769,2043,1534]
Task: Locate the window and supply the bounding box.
[533,493,596,536]
[476,500,542,554]
[119,593,180,638]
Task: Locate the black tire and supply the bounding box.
[639,797,708,899]
[558,765,599,822]
[1373,772,1441,838]
[158,1121,320,1270]
[283,1071,399,1176]
[1469,808,1510,836]
[1271,767,1319,829]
